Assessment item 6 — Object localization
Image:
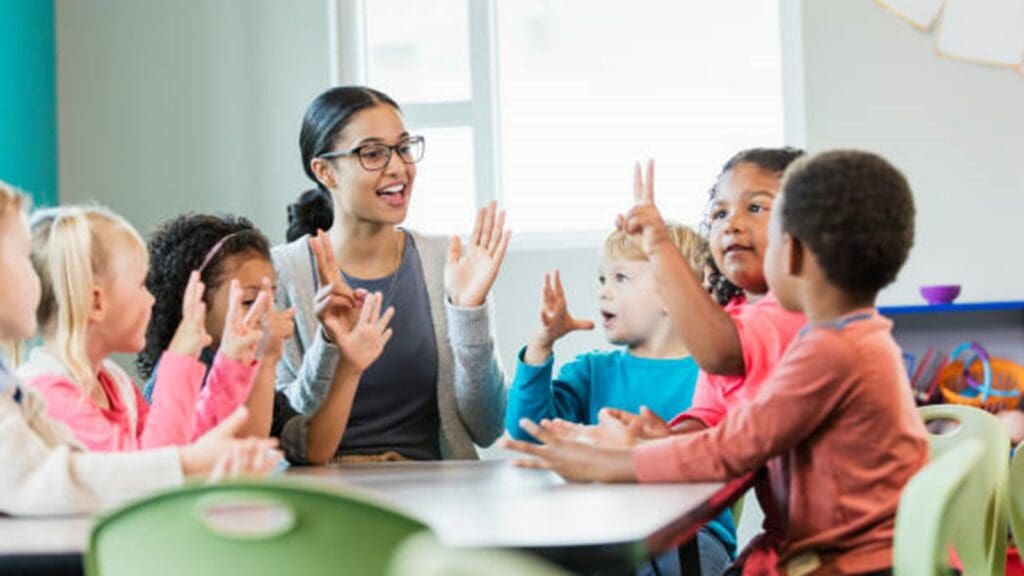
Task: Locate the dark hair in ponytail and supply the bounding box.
[288,86,400,240]
[286,188,333,242]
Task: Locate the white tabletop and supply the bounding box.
[0,459,734,568]
[289,460,726,550]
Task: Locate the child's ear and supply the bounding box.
[786,234,805,277]
[89,285,107,323]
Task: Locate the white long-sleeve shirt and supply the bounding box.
[0,360,182,516]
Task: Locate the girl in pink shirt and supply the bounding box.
[602,149,807,437]
[17,206,267,452]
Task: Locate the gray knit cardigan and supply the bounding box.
[272,231,506,460]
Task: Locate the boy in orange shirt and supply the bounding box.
[505,150,929,575]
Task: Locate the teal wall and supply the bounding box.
[0,0,57,206]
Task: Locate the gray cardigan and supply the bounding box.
[272,231,506,460]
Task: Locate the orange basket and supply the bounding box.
[938,356,1024,412]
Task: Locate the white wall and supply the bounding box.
[799,0,1024,306]
[54,0,1024,375]
[56,0,331,239]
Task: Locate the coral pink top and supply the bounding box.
[19,349,256,451]
[672,292,806,428]
[638,311,929,574]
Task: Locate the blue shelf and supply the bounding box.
[879,301,1024,316]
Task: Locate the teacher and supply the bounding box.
[273,86,509,463]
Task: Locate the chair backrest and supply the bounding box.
[386,532,570,576]
[919,404,1010,575]
[85,480,430,576]
[894,438,984,575]
[1008,443,1024,551]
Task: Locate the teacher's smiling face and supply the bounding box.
[312,104,419,226]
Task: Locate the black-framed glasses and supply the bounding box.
[318,135,425,171]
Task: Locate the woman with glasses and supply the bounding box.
[272,86,510,463]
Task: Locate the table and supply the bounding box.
[0,460,747,573]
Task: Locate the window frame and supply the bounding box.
[328,0,804,251]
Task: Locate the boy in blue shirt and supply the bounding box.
[505,224,735,575]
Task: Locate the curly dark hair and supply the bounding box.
[136,214,271,380]
[780,150,915,296]
[701,147,806,305]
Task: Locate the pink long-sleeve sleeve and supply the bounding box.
[140,351,207,448]
[670,293,805,429]
[189,352,258,441]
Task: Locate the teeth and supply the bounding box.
[379,184,404,194]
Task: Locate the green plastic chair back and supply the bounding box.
[731,489,748,527]
[1008,442,1024,551]
[386,532,570,576]
[894,438,984,576]
[918,404,1010,575]
[85,480,430,576]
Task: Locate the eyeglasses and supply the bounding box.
[318,136,425,171]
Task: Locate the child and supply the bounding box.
[138,214,291,438]
[139,214,395,464]
[624,149,808,436]
[0,181,279,515]
[18,206,263,451]
[505,224,736,573]
[506,150,930,575]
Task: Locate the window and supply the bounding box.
[333,0,785,243]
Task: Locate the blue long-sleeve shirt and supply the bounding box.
[505,347,736,557]
[506,348,700,437]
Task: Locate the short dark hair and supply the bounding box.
[780,150,915,296]
[137,213,271,379]
[702,147,806,305]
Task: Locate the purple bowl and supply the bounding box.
[919,284,961,305]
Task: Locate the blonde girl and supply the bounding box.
[18,206,267,451]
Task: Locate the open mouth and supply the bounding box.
[601,310,616,326]
[377,183,407,207]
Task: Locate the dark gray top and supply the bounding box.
[333,232,441,459]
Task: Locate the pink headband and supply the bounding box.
[197,231,243,276]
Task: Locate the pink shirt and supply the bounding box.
[635,311,930,574]
[673,292,806,428]
[20,350,256,451]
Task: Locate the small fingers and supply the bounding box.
[520,418,559,446]
[512,458,554,471]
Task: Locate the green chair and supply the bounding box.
[918,404,1011,575]
[85,480,430,576]
[1007,442,1024,551]
[386,532,570,576]
[894,438,984,575]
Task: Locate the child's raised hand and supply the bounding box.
[168,271,213,358]
[334,291,395,374]
[444,201,511,308]
[525,270,593,364]
[309,229,363,343]
[501,418,637,483]
[617,160,673,257]
[219,278,272,364]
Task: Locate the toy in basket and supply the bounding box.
[938,342,1024,412]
